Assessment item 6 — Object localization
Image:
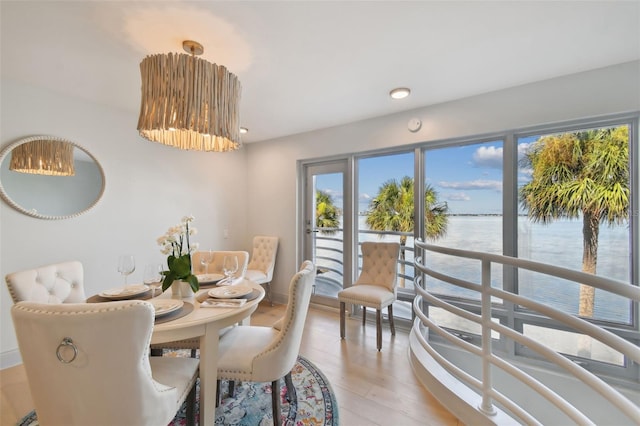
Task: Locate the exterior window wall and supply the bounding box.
[301,113,638,379]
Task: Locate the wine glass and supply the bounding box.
[117,255,135,286]
[143,263,163,296]
[222,255,238,284]
[200,250,214,275]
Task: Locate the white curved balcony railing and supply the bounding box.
[412,239,640,425]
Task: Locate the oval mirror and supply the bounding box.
[0,135,105,219]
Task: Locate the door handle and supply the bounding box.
[306,229,319,234]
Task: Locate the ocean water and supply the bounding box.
[314,215,633,323]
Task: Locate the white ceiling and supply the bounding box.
[2,1,639,144]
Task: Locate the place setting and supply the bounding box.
[88,256,153,302]
[195,250,224,286]
[87,258,195,322]
[196,283,261,308]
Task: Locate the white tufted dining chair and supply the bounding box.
[192,250,249,278]
[337,241,401,351]
[5,260,86,304]
[215,260,315,422]
[244,236,279,305]
[11,300,199,426]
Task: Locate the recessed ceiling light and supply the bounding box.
[389,87,411,100]
[240,127,249,134]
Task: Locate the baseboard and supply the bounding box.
[1,348,22,370]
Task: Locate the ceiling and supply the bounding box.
[2,1,639,144]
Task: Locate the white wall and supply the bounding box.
[2,61,638,368]
[0,80,249,367]
[245,61,640,304]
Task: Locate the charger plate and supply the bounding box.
[196,273,224,286]
[99,284,150,300]
[208,284,253,299]
[150,299,184,317]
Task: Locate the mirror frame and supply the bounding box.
[0,135,106,220]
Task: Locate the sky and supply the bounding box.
[317,137,538,216]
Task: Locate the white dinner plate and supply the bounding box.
[208,284,253,299]
[150,299,184,317]
[196,273,224,285]
[99,284,150,300]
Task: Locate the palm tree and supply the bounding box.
[519,126,629,318]
[366,176,449,287]
[316,190,341,235]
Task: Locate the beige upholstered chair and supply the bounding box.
[216,260,315,421]
[245,236,279,305]
[11,300,199,426]
[5,260,86,303]
[192,250,249,278]
[338,241,401,351]
[151,250,250,357]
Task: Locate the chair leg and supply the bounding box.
[267,282,273,306]
[185,379,197,426]
[216,380,221,407]
[340,301,346,339]
[228,380,235,397]
[190,348,197,358]
[362,306,367,326]
[284,371,295,403]
[376,309,382,351]
[272,379,282,424]
[388,304,396,336]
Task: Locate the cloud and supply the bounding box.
[517,142,532,161]
[445,192,471,201]
[471,142,534,168]
[438,179,502,191]
[472,146,502,169]
[359,193,371,200]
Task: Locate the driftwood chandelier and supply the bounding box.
[10,138,75,176]
[137,40,242,152]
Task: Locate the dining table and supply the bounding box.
[89,278,265,425]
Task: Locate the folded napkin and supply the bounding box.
[200,298,247,308]
[217,276,244,286]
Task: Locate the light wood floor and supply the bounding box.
[1,302,459,426]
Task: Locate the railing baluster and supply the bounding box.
[479,259,496,415]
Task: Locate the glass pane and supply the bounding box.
[429,306,501,339]
[358,152,416,292]
[424,141,504,300]
[522,324,624,366]
[358,152,416,320]
[313,172,344,298]
[517,125,632,324]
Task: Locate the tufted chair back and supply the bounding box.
[11,300,200,426]
[192,250,249,277]
[354,242,401,292]
[247,236,279,281]
[251,260,315,380]
[5,261,86,304]
[215,261,315,420]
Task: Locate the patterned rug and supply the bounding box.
[18,355,338,426]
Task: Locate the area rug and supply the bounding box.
[17,355,338,426]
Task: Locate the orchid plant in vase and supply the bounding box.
[157,215,199,293]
